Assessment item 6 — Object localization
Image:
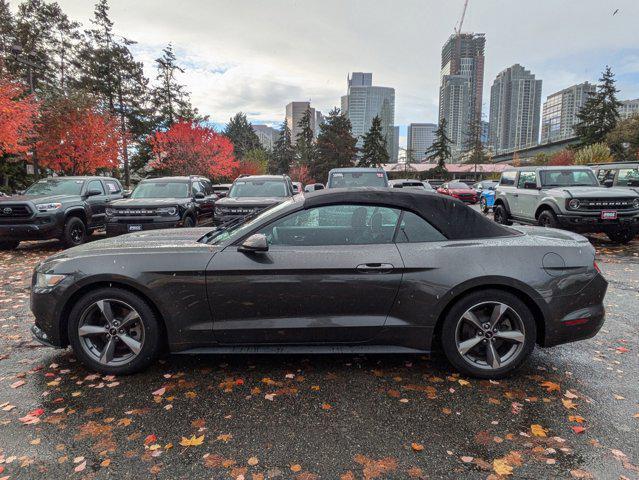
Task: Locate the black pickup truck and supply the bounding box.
[0,176,123,250]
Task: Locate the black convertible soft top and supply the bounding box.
[303,188,517,240]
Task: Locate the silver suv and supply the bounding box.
[493,166,639,244]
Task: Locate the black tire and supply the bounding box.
[62,216,87,248]
[67,287,162,375]
[493,204,512,225]
[606,229,635,245]
[480,197,489,214]
[0,240,19,250]
[440,289,537,379]
[537,210,558,228]
[183,215,196,228]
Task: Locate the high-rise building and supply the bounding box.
[438,33,485,155]
[251,124,279,151]
[285,101,321,145]
[541,82,596,143]
[620,98,639,119]
[489,64,542,152]
[407,123,437,162]
[341,72,399,162]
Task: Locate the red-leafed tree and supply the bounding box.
[38,96,121,175]
[0,79,38,156]
[548,149,575,166]
[150,120,237,179]
[289,164,315,185]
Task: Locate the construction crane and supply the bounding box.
[454,0,469,34]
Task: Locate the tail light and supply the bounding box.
[593,261,601,274]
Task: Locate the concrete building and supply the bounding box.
[489,64,542,153]
[285,101,321,145]
[251,124,279,151]
[620,98,639,119]
[541,82,596,143]
[438,33,485,155]
[406,123,437,162]
[341,72,399,162]
[481,120,490,145]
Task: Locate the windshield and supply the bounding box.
[204,198,295,244]
[228,180,288,198]
[25,179,85,196]
[131,182,190,199]
[329,172,388,188]
[540,170,598,187]
[449,182,469,189]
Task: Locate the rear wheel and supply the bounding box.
[0,240,19,250]
[440,290,536,379]
[67,288,161,375]
[183,216,196,228]
[606,229,635,245]
[493,204,512,225]
[537,210,558,228]
[62,216,86,248]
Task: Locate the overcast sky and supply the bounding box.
[52,0,639,144]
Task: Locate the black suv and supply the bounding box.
[214,175,295,225]
[0,176,123,250]
[105,176,217,237]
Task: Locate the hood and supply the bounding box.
[544,186,639,198]
[110,197,189,207]
[216,197,285,206]
[0,194,78,204]
[45,227,216,263]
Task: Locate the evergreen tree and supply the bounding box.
[463,117,488,164]
[0,1,16,75]
[152,43,198,129]
[295,107,315,166]
[270,121,294,174]
[223,112,262,160]
[359,115,389,167]
[312,107,358,182]
[425,118,452,175]
[574,66,623,147]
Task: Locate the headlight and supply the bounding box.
[35,203,62,212]
[215,206,228,215]
[633,198,639,209]
[568,199,581,210]
[157,207,178,216]
[35,273,67,288]
[105,207,115,216]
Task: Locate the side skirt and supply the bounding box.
[175,345,430,355]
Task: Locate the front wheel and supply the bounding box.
[62,216,86,248]
[440,290,536,379]
[67,288,162,375]
[183,216,196,228]
[0,240,19,250]
[606,229,635,245]
[537,210,558,228]
[493,204,512,225]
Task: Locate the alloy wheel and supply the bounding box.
[77,299,145,366]
[70,224,84,243]
[455,301,526,370]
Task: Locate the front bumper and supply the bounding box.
[30,284,67,347]
[31,324,59,348]
[0,218,61,241]
[557,212,639,233]
[106,217,183,236]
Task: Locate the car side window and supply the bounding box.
[258,204,400,246]
[192,181,205,196]
[105,180,121,194]
[500,172,516,186]
[597,169,615,183]
[617,169,639,187]
[395,211,446,243]
[87,180,105,195]
[517,171,536,189]
[202,180,214,195]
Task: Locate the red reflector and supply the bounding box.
[564,318,589,326]
[593,261,601,274]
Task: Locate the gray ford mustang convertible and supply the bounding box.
[31,189,607,378]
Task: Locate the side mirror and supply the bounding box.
[603,179,613,188]
[122,190,132,198]
[86,189,102,197]
[238,233,269,253]
[194,192,205,200]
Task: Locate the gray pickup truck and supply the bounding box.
[493,166,639,244]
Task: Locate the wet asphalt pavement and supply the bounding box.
[0,219,637,479]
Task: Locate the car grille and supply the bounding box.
[457,194,475,200]
[225,207,261,215]
[112,208,157,216]
[578,198,636,210]
[0,204,32,219]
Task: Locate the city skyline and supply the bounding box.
[41,0,639,148]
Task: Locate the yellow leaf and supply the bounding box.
[117,418,132,427]
[179,435,204,447]
[290,464,302,472]
[411,443,424,452]
[100,459,111,467]
[493,459,513,476]
[248,456,259,466]
[562,399,577,410]
[531,424,548,437]
[458,379,470,386]
[321,403,332,410]
[568,415,585,423]
[540,381,560,393]
[217,433,232,443]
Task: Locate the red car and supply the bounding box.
[436,181,478,204]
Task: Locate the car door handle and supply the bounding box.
[513,193,518,197]
[356,263,394,273]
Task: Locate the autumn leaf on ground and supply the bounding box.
[151,386,166,396]
[568,415,585,423]
[493,458,513,476]
[247,456,259,466]
[540,381,560,393]
[411,443,424,452]
[321,403,332,410]
[291,464,302,472]
[531,424,548,437]
[571,426,586,434]
[144,434,157,445]
[562,399,577,410]
[10,380,25,389]
[217,433,232,443]
[179,434,204,447]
